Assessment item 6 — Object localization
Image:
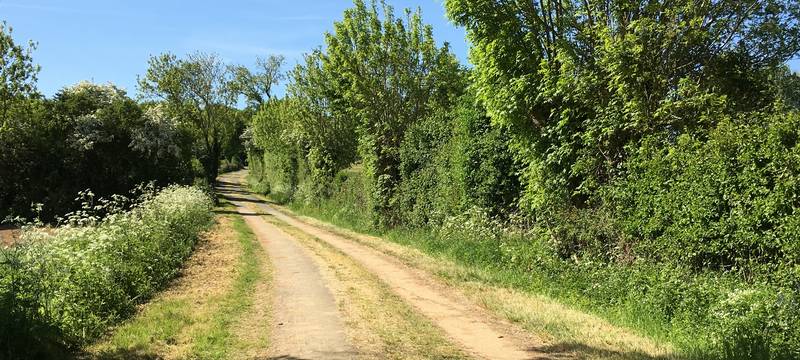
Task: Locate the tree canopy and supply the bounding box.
[0,21,39,130]
[138,52,241,185]
[446,0,800,213]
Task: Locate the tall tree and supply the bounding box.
[138,52,238,185]
[288,49,360,194]
[232,55,285,108]
[0,21,39,130]
[446,0,800,214]
[324,0,462,226]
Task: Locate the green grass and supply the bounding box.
[87,214,267,359]
[91,299,193,359]
[190,216,265,359]
[279,196,732,360]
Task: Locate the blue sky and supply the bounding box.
[1,0,798,98]
[0,0,469,97]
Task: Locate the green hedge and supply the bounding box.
[609,111,800,283]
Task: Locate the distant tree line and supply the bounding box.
[0,22,285,221]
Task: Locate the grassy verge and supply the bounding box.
[249,170,795,359]
[265,216,467,360]
[0,186,213,358]
[189,215,268,359]
[266,166,797,360]
[246,167,686,358]
[85,213,271,359]
[268,201,676,360]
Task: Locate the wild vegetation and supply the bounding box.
[2,0,800,358]
[0,19,262,358]
[0,186,213,357]
[245,0,800,358]
[0,24,262,222]
[86,213,272,359]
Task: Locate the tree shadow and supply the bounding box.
[216,194,265,204]
[212,209,272,217]
[266,351,359,360]
[67,345,161,360]
[215,180,240,187]
[528,342,684,360]
[217,188,251,195]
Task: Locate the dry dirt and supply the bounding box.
[285,207,675,359]
[221,171,543,360]
[217,178,357,360]
[0,227,20,247]
[269,215,469,360]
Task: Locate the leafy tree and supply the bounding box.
[232,55,285,108]
[138,52,239,185]
[324,0,463,226]
[446,0,800,215]
[247,98,302,199]
[0,21,39,129]
[773,65,800,110]
[288,49,360,197]
[0,82,192,221]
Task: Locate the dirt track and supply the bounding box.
[218,178,356,359]
[219,171,543,360]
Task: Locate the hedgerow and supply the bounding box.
[242,1,800,357]
[0,185,213,357]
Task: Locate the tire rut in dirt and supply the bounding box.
[219,178,356,360]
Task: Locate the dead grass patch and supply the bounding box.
[273,207,677,360]
[0,227,20,247]
[227,218,273,360]
[268,218,467,360]
[86,215,241,359]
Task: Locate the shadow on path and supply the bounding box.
[527,342,679,360]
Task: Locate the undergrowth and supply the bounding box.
[255,170,800,360]
[0,185,213,358]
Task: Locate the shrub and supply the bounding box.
[609,110,800,280]
[426,207,800,359]
[0,185,212,356]
[710,286,800,360]
[396,90,522,227]
[0,83,194,222]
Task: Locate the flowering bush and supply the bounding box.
[711,287,800,359]
[0,185,212,355]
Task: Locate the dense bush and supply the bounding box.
[0,83,194,221]
[433,2,800,357]
[446,0,800,216]
[246,99,302,201]
[441,208,800,360]
[396,90,521,226]
[608,110,800,282]
[0,186,213,357]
